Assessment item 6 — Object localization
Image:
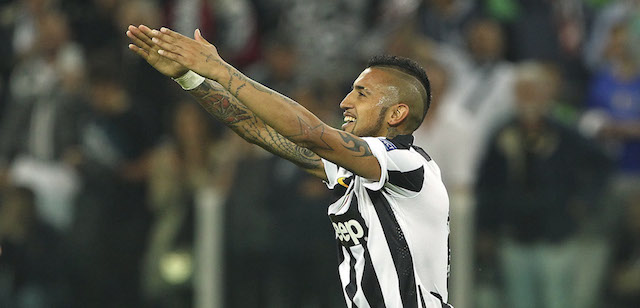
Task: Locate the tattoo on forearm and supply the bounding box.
[200,52,214,63]
[338,132,373,157]
[234,83,245,97]
[189,80,322,170]
[191,88,252,125]
[252,125,322,169]
[221,65,297,105]
[286,117,333,151]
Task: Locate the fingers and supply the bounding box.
[194,29,211,45]
[150,27,181,45]
[151,36,183,55]
[139,24,154,36]
[156,49,183,63]
[128,44,149,60]
[126,27,152,51]
[129,25,154,47]
[138,25,160,46]
[139,25,189,64]
[148,27,185,55]
[159,27,186,40]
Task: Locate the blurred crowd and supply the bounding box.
[0,0,639,307]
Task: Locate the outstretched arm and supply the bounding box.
[190,79,326,178]
[149,27,382,180]
[126,25,325,179]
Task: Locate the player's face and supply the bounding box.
[339,68,395,137]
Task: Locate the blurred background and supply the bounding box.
[0,0,639,307]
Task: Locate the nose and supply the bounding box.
[339,91,354,109]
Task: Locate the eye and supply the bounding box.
[358,92,366,97]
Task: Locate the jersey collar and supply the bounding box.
[388,134,414,149]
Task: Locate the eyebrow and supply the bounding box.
[354,85,372,95]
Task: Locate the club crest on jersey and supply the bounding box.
[379,138,397,151]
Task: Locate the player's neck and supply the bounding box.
[385,127,400,139]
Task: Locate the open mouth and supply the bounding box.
[344,116,356,124]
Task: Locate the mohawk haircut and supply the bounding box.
[366,55,432,120]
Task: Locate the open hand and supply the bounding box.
[147,26,228,81]
[126,25,188,78]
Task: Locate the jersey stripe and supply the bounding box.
[362,244,386,307]
[429,292,452,308]
[388,166,425,192]
[346,248,359,307]
[419,288,427,308]
[337,241,346,264]
[411,146,432,161]
[367,189,418,308]
[339,247,353,307]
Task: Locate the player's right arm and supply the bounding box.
[126,25,326,179]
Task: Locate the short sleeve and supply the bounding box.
[322,159,340,189]
[360,137,390,191]
[362,137,428,197]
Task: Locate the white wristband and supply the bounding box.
[173,70,205,90]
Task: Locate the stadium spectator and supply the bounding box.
[578,17,640,308]
[414,0,477,48]
[583,20,640,177]
[0,186,69,308]
[450,18,515,150]
[476,62,611,308]
[63,0,123,54]
[0,10,85,232]
[260,0,399,86]
[584,0,640,71]
[66,59,153,308]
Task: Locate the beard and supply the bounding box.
[353,106,389,137]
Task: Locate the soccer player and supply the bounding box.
[127,25,452,308]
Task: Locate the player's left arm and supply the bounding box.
[148,26,382,180]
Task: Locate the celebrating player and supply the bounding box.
[126,25,452,308]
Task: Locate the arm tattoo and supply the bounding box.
[285,117,333,151]
[338,132,373,157]
[192,91,252,125]
[222,65,299,108]
[200,52,214,63]
[223,65,272,96]
[189,80,323,170]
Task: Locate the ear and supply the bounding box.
[388,103,409,127]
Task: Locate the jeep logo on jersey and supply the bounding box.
[329,201,368,247]
[333,220,365,246]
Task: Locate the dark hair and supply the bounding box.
[366,55,432,120]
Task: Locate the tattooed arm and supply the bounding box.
[126,25,325,179]
[191,79,327,179]
[150,27,382,180]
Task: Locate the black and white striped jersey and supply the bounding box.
[322,135,451,308]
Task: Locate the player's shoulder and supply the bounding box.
[373,135,431,162]
[375,134,414,151]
